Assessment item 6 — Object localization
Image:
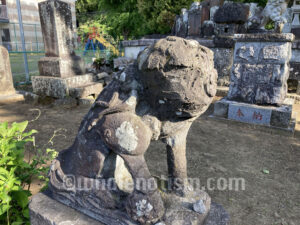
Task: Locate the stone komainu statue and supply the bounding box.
[249,0,289,32]
[48,37,218,224]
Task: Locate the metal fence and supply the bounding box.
[8,49,115,84]
[7,23,44,52]
[0,22,122,84]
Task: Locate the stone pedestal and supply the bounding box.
[38,56,85,78]
[213,33,296,131]
[29,192,102,225]
[29,192,229,225]
[213,98,295,131]
[33,0,102,98]
[0,46,24,104]
[32,74,100,99]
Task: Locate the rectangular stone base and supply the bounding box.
[212,98,295,131]
[32,74,98,98]
[38,56,85,78]
[30,192,229,225]
[0,93,25,104]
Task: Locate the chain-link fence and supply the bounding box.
[6,23,44,52]
[0,23,122,84]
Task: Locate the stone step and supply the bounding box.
[69,82,103,98]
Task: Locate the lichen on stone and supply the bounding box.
[115,121,138,152]
[135,199,153,217]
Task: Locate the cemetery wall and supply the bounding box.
[123,38,300,87]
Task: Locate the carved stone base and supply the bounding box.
[29,191,229,225]
[32,74,101,98]
[212,98,296,131]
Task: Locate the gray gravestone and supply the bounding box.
[174,9,189,37]
[0,46,24,103]
[33,0,103,99]
[227,33,294,105]
[0,46,15,96]
[212,33,296,132]
[38,0,85,78]
[188,10,202,36]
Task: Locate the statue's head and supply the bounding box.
[137,36,217,120]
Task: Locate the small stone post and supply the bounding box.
[0,46,24,103]
[0,46,15,96]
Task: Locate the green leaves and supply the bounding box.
[0,120,57,225]
[76,0,270,40]
[76,0,197,40]
[11,190,30,209]
[0,204,10,216]
[0,122,8,137]
[262,169,270,174]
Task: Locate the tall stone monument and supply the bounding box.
[29,37,229,225]
[0,46,24,104]
[32,0,102,99]
[213,33,296,131]
[38,0,84,77]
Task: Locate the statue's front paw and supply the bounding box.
[125,190,165,224]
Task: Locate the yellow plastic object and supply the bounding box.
[95,36,119,56]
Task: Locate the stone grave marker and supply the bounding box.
[213,33,296,132]
[32,0,103,99]
[0,46,24,104]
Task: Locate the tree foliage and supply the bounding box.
[137,0,194,34]
[76,0,195,40]
[76,0,270,40]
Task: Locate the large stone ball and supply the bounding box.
[137,36,217,120]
